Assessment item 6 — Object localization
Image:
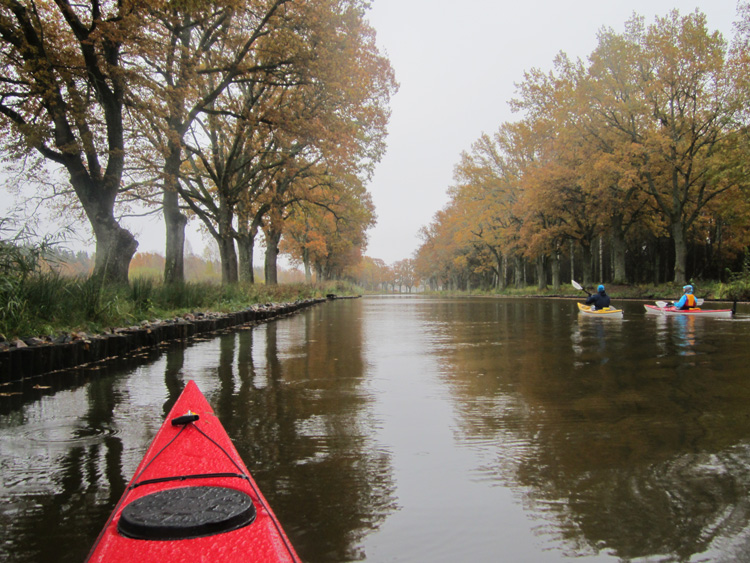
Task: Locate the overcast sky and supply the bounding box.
[1,1,741,266]
[362,0,740,264]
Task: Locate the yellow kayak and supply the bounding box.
[577,302,623,318]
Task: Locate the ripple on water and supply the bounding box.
[4,417,120,447]
[0,421,120,500]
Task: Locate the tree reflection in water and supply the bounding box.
[198,311,397,562]
[0,302,397,563]
[437,299,750,561]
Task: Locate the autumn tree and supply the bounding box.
[255,0,394,284]
[450,122,538,289]
[0,0,145,283]
[280,175,376,282]
[512,53,645,287]
[428,8,749,288]
[130,0,292,284]
[584,28,658,283]
[351,257,390,291]
[414,205,477,290]
[281,175,376,284]
[393,258,419,292]
[281,202,331,282]
[590,11,745,284]
[177,80,303,284]
[172,0,394,285]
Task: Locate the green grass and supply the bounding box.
[0,274,354,340]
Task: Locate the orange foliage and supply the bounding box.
[414,8,750,286]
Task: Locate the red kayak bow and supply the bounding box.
[86,380,301,563]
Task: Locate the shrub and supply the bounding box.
[721,251,750,301]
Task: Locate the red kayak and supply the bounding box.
[86,380,301,562]
[643,304,733,318]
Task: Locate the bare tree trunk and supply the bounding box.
[90,213,138,283]
[611,215,628,283]
[238,205,268,283]
[514,255,524,288]
[671,221,688,285]
[237,233,255,283]
[551,252,561,291]
[500,254,508,290]
[303,247,312,282]
[536,255,547,290]
[163,188,187,284]
[163,142,187,284]
[217,235,238,284]
[570,240,575,283]
[217,198,238,284]
[74,171,138,283]
[264,229,282,285]
[582,243,593,286]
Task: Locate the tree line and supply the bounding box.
[0,0,396,286]
[348,257,420,292]
[413,7,750,291]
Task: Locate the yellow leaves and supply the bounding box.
[0,0,394,283]
[417,7,749,285]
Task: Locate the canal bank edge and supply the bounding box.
[0,298,337,383]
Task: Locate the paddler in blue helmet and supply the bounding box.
[673,284,698,310]
[585,284,611,310]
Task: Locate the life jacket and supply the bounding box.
[682,293,697,309]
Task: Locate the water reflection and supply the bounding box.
[0,369,169,562]
[206,315,397,563]
[652,314,700,357]
[436,300,750,561]
[0,301,396,563]
[572,314,624,365]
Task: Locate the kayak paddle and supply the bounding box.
[656,298,704,309]
[571,280,591,296]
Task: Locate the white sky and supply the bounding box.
[362,0,741,264]
[1,1,741,266]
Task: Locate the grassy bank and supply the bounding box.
[0,273,358,341]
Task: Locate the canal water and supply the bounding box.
[2,296,750,562]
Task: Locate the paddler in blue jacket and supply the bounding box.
[585,284,611,310]
[673,285,698,310]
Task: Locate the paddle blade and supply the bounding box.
[696,298,704,306]
[655,301,669,308]
[572,280,591,295]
